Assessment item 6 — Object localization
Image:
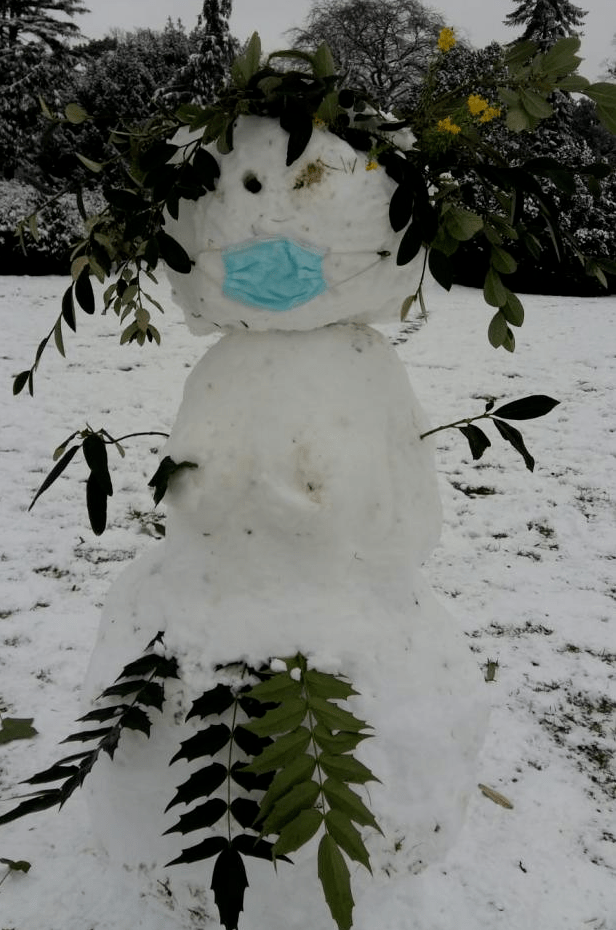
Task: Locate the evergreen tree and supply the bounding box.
[0,0,88,179]
[504,0,587,51]
[169,0,237,105]
[0,0,88,50]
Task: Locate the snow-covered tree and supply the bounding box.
[0,0,88,50]
[0,1,87,179]
[504,0,587,51]
[168,0,237,105]
[287,0,445,109]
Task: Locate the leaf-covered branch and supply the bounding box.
[420,394,560,471]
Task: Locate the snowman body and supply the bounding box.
[83,118,487,928]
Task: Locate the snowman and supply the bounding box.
[81,112,487,929]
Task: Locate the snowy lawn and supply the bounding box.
[0,274,614,929]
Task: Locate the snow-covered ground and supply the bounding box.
[0,274,614,929]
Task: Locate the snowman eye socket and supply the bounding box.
[243,173,262,193]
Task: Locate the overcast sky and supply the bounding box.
[79,0,615,80]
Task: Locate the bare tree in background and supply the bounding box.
[286,0,444,110]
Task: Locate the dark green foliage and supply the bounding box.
[0,634,178,826]
[424,394,560,471]
[148,456,198,506]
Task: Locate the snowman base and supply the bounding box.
[81,323,487,930]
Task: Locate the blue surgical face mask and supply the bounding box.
[222,237,327,311]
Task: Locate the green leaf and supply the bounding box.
[318,754,379,785]
[318,834,354,930]
[556,74,589,92]
[165,763,228,811]
[501,291,525,327]
[148,455,198,506]
[488,310,508,348]
[313,42,336,78]
[506,107,531,132]
[492,419,535,471]
[157,231,192,274]
[539,36,582,75]
[584,82,616,109]
[492,395,559,420]
[484,267,507,307]
[211,845,249,930]
[504,40,538,67]
[519,88,553,120]
[0,858,31,874]
[444,207,483,242]
[242,726,311,774]
[459,425,491,461]
[307,697,367,734]
[13,370,31,396]
[389,184,414,232]
[257,753,316,822]
[53,318,65,358]
[28,445,80,511]
[119,706,152,736]
[166,835,227,867]
[170,724,232,764]
[74,268,95,315]
[324,810,371,871]
[0,717,38,744]
[75,153,103,173]
[304,670,359,701]
[322,779,381,832]
[164,798,228,835]
[312,726,370,756]
[595,104,616,136]
[490,246,517,275]
[428,247,453,291]
[61,285,76,331]
[229,797,261,829]
[272,808,323,857]
[82,433,113,496]
[396,220,422,266]
[247,673,303,703]
[260,780,320,836]
[64,102,89,124]
[243,698,307,737]
[232,32,262,86]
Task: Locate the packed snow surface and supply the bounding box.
[0,275,615,930]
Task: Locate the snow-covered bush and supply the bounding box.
[0,180,104,275]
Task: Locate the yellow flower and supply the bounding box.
[467,94,488,116]
[437,27,456,52]
[365,159,379,171]
[436,115,461,135]
[479,106,501,123]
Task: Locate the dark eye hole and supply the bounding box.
[243,173,262,193]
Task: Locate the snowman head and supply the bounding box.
[160,42,422,334]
